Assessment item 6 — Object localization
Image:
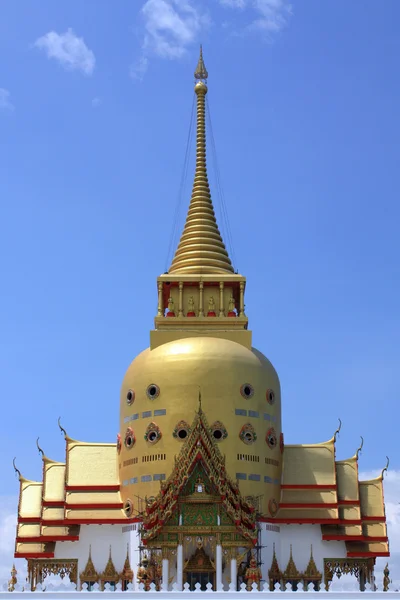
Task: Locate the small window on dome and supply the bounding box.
[124,499,133,517]
[173,420,190,441]
[124,428,135,449]
[266,427,277,449]
[126,389,135,405]
[241,383,254,399]
[210,421,228,442]
[146,384,160,400]
[144,422,162,444]
[239,423,257,445]
[266,389,275,405]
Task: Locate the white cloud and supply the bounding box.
[132,0,209,78]
[34,28,95,75]
[220,0,292,35]
[0,89,14,112]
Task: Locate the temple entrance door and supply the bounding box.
[185,571,215,591]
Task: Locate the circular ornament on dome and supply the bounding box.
[126,389,135,405]
[145,422,162,444]
[210,421,228,442]
[269,498,279,517]
[173,420,191,441]
[239,423,257,445]
[124,499,133,517]
[146,384,160,400]
[266,427,277,449]
[266,389,275,405]
[240,383,254,399]
[124,428,135,449]
[117,433,122,454]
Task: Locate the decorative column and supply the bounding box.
[239,281,245,317]
[176,543,183,591]
[216,543,223,591]
[157,282,163,317]
[230,553,237,591]
[198,281,204,317]
[178,282,184,317]
[219,282,225,317]
[161,549,169,592]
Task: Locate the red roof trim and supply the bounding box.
[65,485,120,492]
[42,501,65,507]
[17,536,79,543]
[280,503,337,509]
[14,553,55,559]
[66,503,123,510]
[18,517,41,523]
[338,500,360,506]
[41,518,141,526]
[347,552,390,558]
[281,484,336,490]
[323,535,388,542]
[259,518,363,525]
[363,516,386,522]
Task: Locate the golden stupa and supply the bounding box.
[13,48,389,593]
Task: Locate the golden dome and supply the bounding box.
[119,337,282,516]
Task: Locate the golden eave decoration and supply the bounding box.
[79,546,98,583]
[141,407,257,544]
[304,546,322,582]
[100,546,120,583]
[283,546,302,581]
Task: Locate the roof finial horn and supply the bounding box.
[356,436,364,459]
[333,418,342,442]
[36,437,44,457]
[58,417,67,438]
[12,458,21,479]
[381,456,389,479]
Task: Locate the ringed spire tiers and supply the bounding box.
[168,47,234,275]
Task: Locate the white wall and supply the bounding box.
[279,524,347,575]
[54,523,141,587]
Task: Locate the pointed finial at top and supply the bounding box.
[36,437,44,457]
[356,436,364,459]
[381,456,390,479]
[194,45,208,82]
[58,417,67,438]
[333,418,342,442]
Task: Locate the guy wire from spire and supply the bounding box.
[165,94,196,272]
[206,95,237,271]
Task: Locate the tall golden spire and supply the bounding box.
[169,47,234,275]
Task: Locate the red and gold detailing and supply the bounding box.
[144,422,162,444]
[141,408,257,545]
[269,498,279,517]
[173,420,191,440]
[268,544,282,591]
[239,423,257,445]
[245,555,262,590]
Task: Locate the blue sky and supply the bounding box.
[1,0,400,588]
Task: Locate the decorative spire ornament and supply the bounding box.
[169,46,234,275]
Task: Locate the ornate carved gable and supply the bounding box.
[304,546,321,582]
[100,547,120,584]
[283,546,302,581]
[121,545,133,582]
[142,408,257,544]
[185,547,215,573]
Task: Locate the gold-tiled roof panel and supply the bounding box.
[345,541,389,555]
[43,459,66,501]
[41,507,65,521]
[19,480,43,518]
[276,508,338,520]
[282,439,336,486]
[321,524,362,536]
[280,490,337,504]
[362,522,387,538]
[336,456,359,501]
[66,441,118,486]
[359,477,384,517]
[65,508,126,520]
[17,523,41,537]
[65,491,121,504]
[339,505,361,521]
